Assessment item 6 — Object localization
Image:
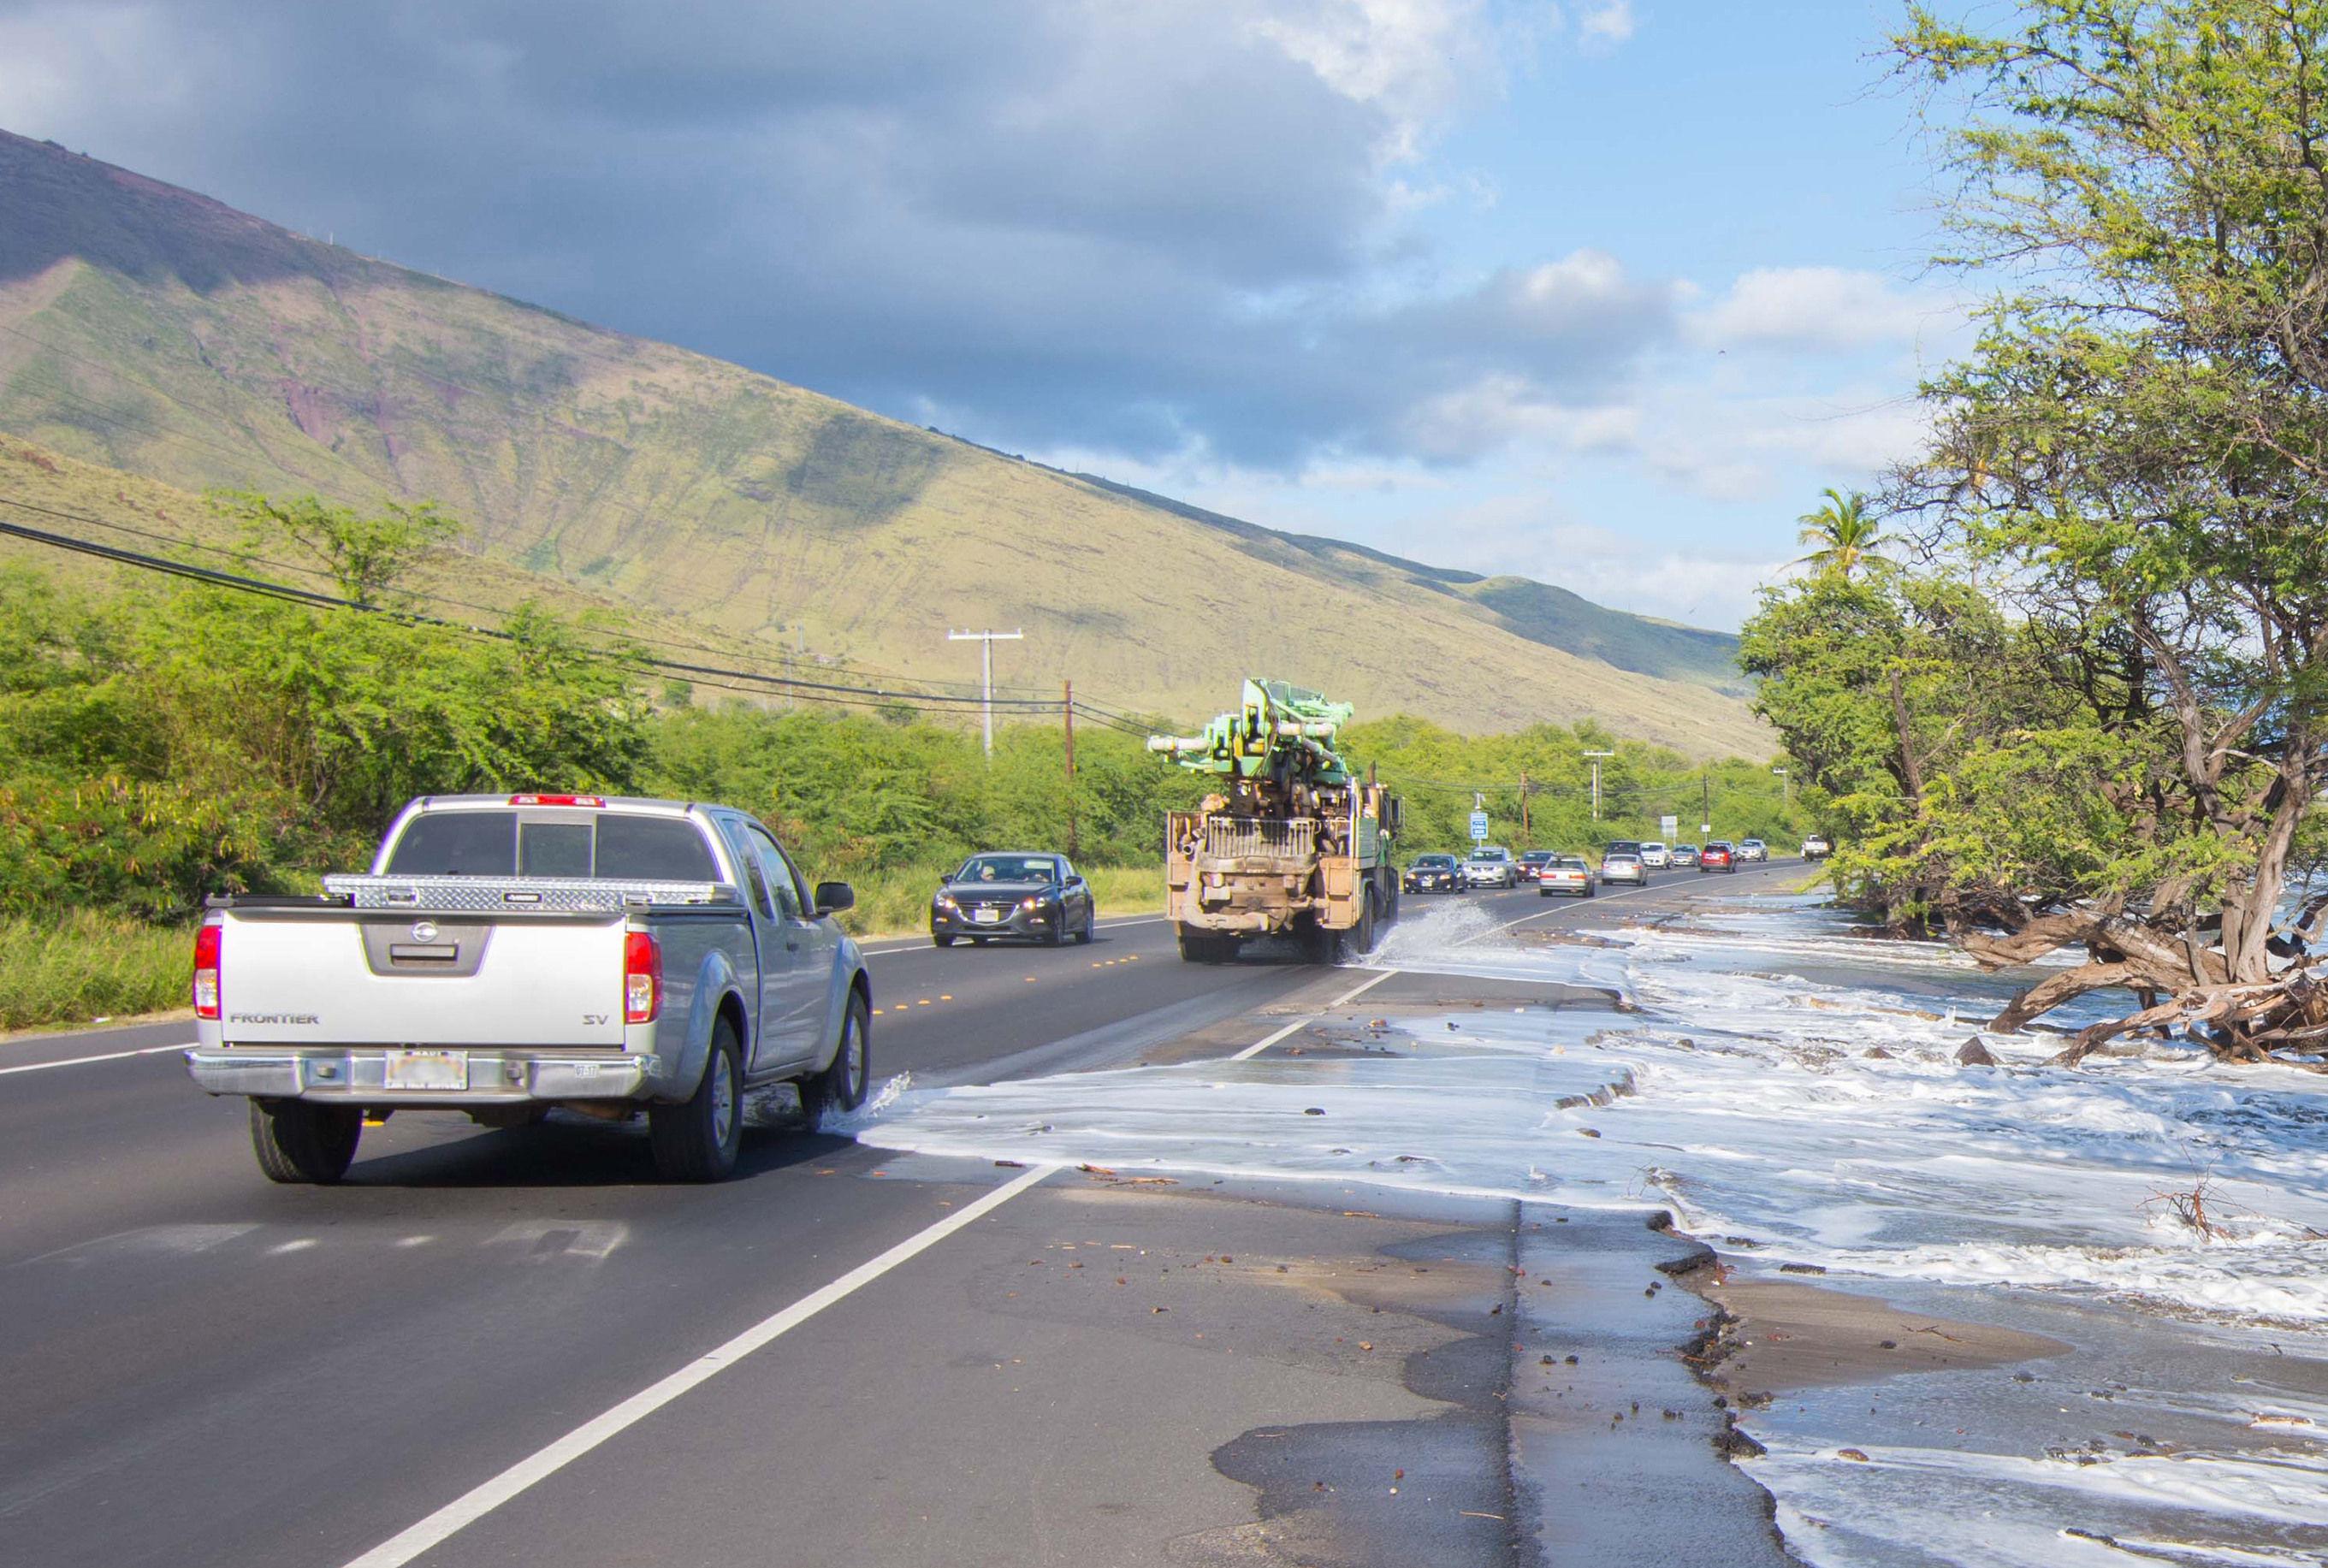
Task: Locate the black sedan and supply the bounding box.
[932,853,1095,946]
[1404,853,1465,893]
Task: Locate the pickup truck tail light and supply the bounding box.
[623,931,662,1024]
[193,922,222,1019]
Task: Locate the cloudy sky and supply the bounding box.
[0,0,1959,629]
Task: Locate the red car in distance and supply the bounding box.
[1699,841,1737,873]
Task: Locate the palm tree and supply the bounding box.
[1788,488,1890,578]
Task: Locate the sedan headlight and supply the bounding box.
[935,894,957,908]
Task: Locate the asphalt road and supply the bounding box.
[0,859,1809,1568]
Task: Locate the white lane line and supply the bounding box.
[0,1043,190,1076]
[856,914,1169,956]
[1229,968,1398,1061]
[341,1160,1061,1568]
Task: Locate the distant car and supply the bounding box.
[933,852,1094,946]
[1516,849,1558,884]
[1671,844,1701,867]
[1739,839,1768,861]
[1465,846,1517,889]
[1700,841,1736,873]
[1406,853,1464,893]
[1801,835,1833,861]
[1537,855,1596,898]
[1638,841,1670,869]
[1600,851,1646,886]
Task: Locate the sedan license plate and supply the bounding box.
[383,1049,467,1091]
[972,907,1003,924]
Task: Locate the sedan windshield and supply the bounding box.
[956,855,1058,883]
[1414,855,1455,867]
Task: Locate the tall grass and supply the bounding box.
[0,911,189,1032]
[837,862,1165,938]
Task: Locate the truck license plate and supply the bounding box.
[383,1049,467,1091]
[973,908,1002,923]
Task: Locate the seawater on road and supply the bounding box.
[37,863,2306,1568]
[0,873,1740,1568]
[853,889,2328,1568]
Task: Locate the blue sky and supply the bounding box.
[1043,0,1966,629]
[0,0,1970,629]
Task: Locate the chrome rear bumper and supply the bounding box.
[184,1046,658,1102]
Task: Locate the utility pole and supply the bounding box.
[1583,750,1615,820]
[1772,766,1789,806]
[1063,679,1077,859]
[1519,772,1531,843]
[1701,769,1712,840]
[946,628,1023,759]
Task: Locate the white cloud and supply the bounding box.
[1248,0,1559,159]
[1691,266,1960,353]
[1578,1,1635,49]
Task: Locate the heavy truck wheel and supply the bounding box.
[1295,914,1336,966]
[250,1098,362,1184]
[1177,923,1231,963]
[650,1020,743,1182]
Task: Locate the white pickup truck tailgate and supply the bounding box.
[218,914,628,1047]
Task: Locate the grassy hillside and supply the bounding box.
[1070,473,1746,694]
[0,129,1770,756]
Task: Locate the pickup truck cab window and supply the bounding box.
[770,837,817,913]
[714,818,778,919]
[520,820,592,877]
[743,823,803,921]
[386,809,719,881]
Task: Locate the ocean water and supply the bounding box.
[849,896,2328,1565]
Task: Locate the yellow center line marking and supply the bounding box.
[916,999,931,1006]
[939,994,953,1001]
[1024,976,1037,983]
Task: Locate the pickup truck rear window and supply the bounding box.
[386,812,718,881]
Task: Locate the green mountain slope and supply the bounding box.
[1069,474,1746,694]
[0,129,1768,757]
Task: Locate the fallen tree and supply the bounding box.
[1741,3,2328,1067]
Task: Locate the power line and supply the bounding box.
[0,500,1068,719]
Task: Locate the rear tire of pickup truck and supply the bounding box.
[649,1022,743,1182]
[249,1098,361,1184]
[801,993,871,1130]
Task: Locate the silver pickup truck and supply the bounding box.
[184,794,872,1185]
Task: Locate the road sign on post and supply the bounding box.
[1468,810,1489,842]
[1659,814,1678,841]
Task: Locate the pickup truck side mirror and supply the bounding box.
[815,881,856,915]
